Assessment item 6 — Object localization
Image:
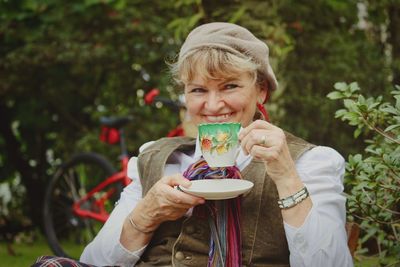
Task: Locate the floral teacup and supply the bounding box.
[198,122,241,167]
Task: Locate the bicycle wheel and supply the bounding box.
[43,152,122,259]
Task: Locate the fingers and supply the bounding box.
[248,144,281,162]
[141,174,205,225]
[239,120,286,158]
[161,174,192,188]
[157,174,205,207]
[240,128,270,155]
[240,128,285,156]
[238,119,273,140]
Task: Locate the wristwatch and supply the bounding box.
[277,186,309,209]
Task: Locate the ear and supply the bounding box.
[257,82,268,104]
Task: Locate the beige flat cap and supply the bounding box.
[179,22,278,91]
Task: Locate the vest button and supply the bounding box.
[175,251,185,261]
[186,225,195,234]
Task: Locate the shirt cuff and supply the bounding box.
[113,243,147,266]
[283,199,350,261]
[283,203,315,256]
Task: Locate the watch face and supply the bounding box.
[283,197,295,207]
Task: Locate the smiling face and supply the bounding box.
[184,73,266,127]
[175,48,266,127]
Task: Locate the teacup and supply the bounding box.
[198,122,241,167]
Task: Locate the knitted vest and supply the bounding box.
[136,133,314,267]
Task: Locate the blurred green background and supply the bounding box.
[1,0,399,266]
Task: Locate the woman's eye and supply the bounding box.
[189,87,206,93]
[224,83,239,90]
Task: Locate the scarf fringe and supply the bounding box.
[183,159,242,267]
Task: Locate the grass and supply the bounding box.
[1,235,399,267]
[0,237,52,267]
[0,235,88,267]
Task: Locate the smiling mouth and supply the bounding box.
[203,113,234,122]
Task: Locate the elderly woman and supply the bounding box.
[78,22,353,267]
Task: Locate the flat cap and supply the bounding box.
[179,22,278,91]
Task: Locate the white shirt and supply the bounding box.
[80,141,353,267]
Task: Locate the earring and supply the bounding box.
[256,102,269,122]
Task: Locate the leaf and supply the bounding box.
[394,95,400,110]
[343,99,356,109]
[327,91,344,100]
[357,94,366,103]
[334,109,347,118]
[358,104,368,113]
[381,106,400,115]
[229,6,247,23]
[368,102,381,110]
[188,13,203,29]
[385,124,400,132]
[334,82,347,91]
[114,0,127,10]
[349,82,360,93]
[354,127,362,138]
[342,112,360,122]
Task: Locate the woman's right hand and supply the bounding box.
[132,174,205,231]
[120,175,204,251]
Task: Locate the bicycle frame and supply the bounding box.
[71,91,186,223]
[43,91,189,258]
[72,146,131,222]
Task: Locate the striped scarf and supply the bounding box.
[183,158,242,267]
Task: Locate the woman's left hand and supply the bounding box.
[238,120,297,185]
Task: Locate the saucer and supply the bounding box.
[178,179,254,200]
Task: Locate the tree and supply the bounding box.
[328,82,400,262]
[276,0,392,157]
[0,0,182,229]
[363,0,400,87]
[0,0,293,231]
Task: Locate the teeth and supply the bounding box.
[206,113,231,122]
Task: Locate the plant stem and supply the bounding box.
[361,187,400,215]
[392,224,399,241]
[361,114,400,144]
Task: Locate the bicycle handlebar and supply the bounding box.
[144,88,160,104]
[99,88,182,128]
[144,88,184,110]
[99,116,133,129]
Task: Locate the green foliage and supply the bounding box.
[0,0,290,233]
[0,0,185,227]
[328,82,400,260]
[276,0,393,157]
[1,2,400,257]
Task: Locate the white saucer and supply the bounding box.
[178,179,254,200]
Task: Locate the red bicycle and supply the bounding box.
[43,89,186,259]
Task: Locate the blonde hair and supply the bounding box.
[169,48,268,89]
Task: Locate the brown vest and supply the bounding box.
[136,134,314,267]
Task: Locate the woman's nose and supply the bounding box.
[204,92,224,111]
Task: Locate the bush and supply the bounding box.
[327,82,400,262]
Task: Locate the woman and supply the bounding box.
[79,22,353,267]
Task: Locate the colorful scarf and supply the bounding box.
[183,158,242,267]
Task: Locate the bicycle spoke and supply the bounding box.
[63,169,82,201]
[44,153,119,259]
